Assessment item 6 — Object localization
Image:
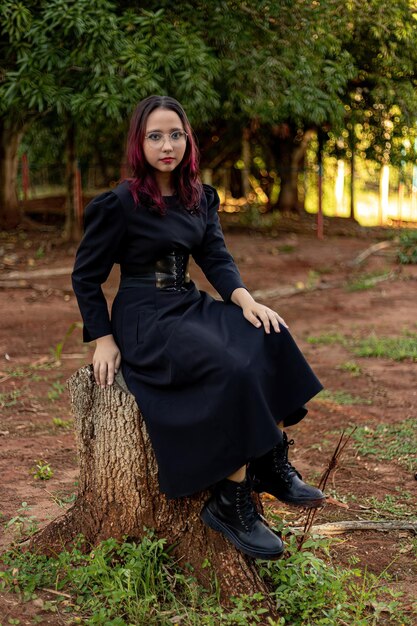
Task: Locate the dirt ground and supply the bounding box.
[0,209,416,624]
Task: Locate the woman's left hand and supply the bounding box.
[242,301,288,334]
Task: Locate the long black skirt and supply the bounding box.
[111,277,323,498]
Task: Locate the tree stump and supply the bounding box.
[28,364,277,609]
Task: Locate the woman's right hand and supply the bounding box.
[93,334,122,388]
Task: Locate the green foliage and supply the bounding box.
[259,529,409,626]
[52,417,73,430]
[337,361,363,376]
[0,530,412,625]
[4,502,39,540]
[0,534,268,625]
[397,229,417,264]
[0,2,219,122]
[50,321,82,361]
[352,418,417,471]
[31,460,53,481]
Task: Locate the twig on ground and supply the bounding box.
[292,520,417,535]
[297,427,357,551]
[347,241,394,267]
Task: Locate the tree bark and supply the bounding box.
[269,126,313,213]
[62,118,82,242]
[27,365,278,610]
[0,117,25,229]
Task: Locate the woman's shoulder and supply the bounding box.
[201,183,220,210]
[83,186,127,229]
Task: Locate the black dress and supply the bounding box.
[71,181,323,498]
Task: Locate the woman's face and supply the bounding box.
[143,107,187,175]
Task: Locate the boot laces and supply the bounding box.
[235,480,260,532]
[273,437,301,485]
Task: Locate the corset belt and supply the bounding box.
[120,252,191,291]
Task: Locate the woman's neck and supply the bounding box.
[155,171,174,196]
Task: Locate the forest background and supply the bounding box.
[2,0,417,237]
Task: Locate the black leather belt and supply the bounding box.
[121,252,191,291]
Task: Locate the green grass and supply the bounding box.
[307,332,348,346]
[318,389,372,405]
[345,270,392,292]
[352,418,417,471]
[354,333,417,361]
[337,361,363,376]
[0,530,412,625]
[363,494,415,520]
[307,330,417,362]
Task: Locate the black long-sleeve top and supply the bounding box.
[71,183,247,343]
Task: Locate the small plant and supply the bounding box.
[0,389,22,408]
[50,321,83,362]
[4,502,39,539]
[34,244,45,259]
[337,360,363,376]
[31,460,53,481]
[47,381,66,402]
[48,490,77,507]
[397,229,417,264]
[52,417,73,429]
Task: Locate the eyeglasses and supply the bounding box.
[144,131,188,148]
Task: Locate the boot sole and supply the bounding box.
[253,484,326,509]
[200,505,284,560]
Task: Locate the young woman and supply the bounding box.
[71,95,325,561]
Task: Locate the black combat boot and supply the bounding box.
[249,432,326,508]
[200,475,284,560]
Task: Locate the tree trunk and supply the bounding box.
[270,126,312,213]
[62,119,82,242]
[241,127,251,200]
[27,365,278,611]
[0,117,25,229]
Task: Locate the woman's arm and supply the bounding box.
[192,185,247,301]
[231,287,288,334]
[71,191,127,387]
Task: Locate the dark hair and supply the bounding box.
[126,95,202,214]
